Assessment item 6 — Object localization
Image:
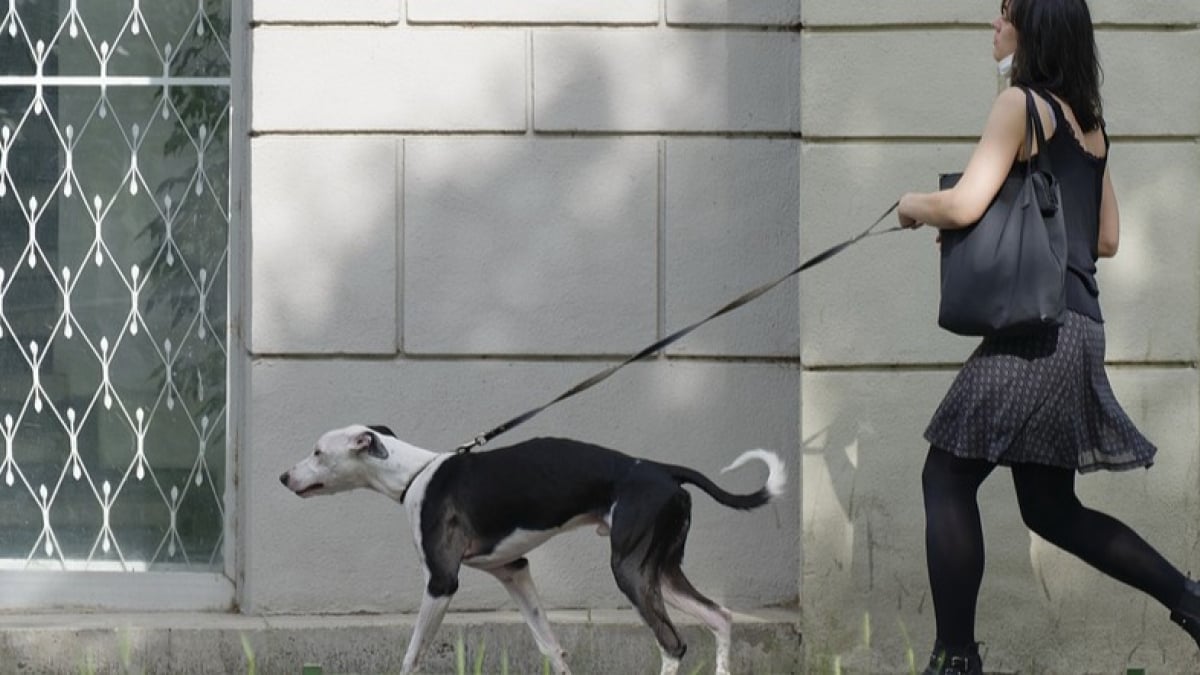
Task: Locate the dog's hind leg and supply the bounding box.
[610,486,691,675]
[612,552,684,675]
[662,571,734,675]
[488,558,571,675]
[652,502,735,675]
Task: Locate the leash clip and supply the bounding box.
[455,435,487,454]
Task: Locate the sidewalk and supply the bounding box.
[0,608,801,674]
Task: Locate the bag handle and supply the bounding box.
[1022,87,1054,175]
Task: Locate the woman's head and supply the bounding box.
[992,1,1018,63]
[1003,0,1104,131]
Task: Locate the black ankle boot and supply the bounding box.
[1171,578,1200,649]
[921,641,982,675]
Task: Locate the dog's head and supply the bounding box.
[279,424,395,498]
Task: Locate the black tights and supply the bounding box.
[922,445,1187,649]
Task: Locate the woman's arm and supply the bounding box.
[1097,167,1119,257]
[898,87,1028,230]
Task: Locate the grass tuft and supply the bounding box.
[240,633,257,675]
[473,639,487,675]
[455,633,466,675]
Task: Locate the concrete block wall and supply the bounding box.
[244,0,802,621]
[800,2,1200,673]
[242,1,1200,673]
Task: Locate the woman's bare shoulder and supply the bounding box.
[977,86,1030,145]
[993,86,1028,114]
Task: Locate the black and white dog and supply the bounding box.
[280,424,785,675]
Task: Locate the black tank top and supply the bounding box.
[1037,92,1107,322]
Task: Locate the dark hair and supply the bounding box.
[1007,0,1104,131]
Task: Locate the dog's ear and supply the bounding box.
[367,425,396,438]
[353,430,389,460]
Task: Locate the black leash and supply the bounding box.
[456,201,903,453]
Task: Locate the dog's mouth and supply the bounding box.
[296,483,325,497]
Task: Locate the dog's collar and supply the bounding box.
[398,458,436,504]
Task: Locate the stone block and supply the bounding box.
[253,0,400,23]
[802,1,989,26]
[801,29,1005,138]
[1100,30,1200,137]
[798,141,978,367]
[665,139,800,357]
[1089,0,1200,24]
[801,1,1200,26]
[250,136,398,354]
[252,28,525,132]
[408,0,657,24]
[666,0,801,26]
[403,138,657,355]
[801,30,1200,138]
[1102,142,1200,363]
[534,31,800,132]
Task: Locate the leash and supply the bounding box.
[456,201,903,453]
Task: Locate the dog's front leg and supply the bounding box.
[488,558,571,674]
[400,590,452,675]
[402,514,467,675]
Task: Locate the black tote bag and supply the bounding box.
[937,88,1068,337]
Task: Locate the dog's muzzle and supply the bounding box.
[280,471,324,497]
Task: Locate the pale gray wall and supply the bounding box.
[800,1,1200,673]
[241,1,1200,672]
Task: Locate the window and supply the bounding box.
[0,0,231,591]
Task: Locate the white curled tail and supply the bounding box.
[721,449,786,499]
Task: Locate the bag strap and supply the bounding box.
[1022,87,1054,175]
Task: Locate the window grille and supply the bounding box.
[0,0,230,574]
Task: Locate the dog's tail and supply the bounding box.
[663,449,786,511]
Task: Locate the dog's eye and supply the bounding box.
[313,449,323,458]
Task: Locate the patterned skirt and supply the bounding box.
[924,310,1156,473]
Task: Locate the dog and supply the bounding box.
[280,424,786,675]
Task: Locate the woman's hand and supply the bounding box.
[899,193,943,244]
[898,193,923,229]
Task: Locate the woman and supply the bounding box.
[897,1,1200,673]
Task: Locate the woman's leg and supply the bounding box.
[922,446,997,649]
[1010,463,1186,608]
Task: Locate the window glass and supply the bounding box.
[0,0,230,572]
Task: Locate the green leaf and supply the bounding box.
[456,632,466,675]
[473,640,487,675]
[240,634,256,675]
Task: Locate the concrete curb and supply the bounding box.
[0,609,802,674]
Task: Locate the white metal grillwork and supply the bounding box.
[0,0,230,573]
